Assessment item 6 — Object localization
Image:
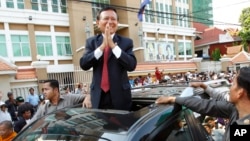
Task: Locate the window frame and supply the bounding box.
[0,34,7,57]
[6,0,14,8]
[11,34,31,57]
[56,36,72,56]
[35,35,53,57]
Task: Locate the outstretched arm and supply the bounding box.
[155,96,233,118]
[190,82,229,101]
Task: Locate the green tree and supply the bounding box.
[239,7,250,51]
[211,48,221,61]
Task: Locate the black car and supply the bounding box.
[13,79,230,141]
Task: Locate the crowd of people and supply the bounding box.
[0,89,40,125]
[129,66,236,88]
[0,89,39,140]
[0,79,86,140]
[61,82,89,95]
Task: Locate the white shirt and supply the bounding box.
[26,119,31,124]
[0,110,12,122]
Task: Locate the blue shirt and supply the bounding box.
[26,94,39,106]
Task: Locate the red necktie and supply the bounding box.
[101,47,110,92]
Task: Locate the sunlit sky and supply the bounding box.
[213,0,250,29]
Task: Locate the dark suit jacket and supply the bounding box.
[14,117,27,133]
[79,34,137,110]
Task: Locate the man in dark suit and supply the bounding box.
[79,7,137,110]
[5,92,18,121]
[14,104,32,133]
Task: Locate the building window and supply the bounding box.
[177,7,184,27]
[41,0,48,11]
[6,0,14,8]
[36,36,53,56]
[52,0,59,12]
[17,0,24,9]
[165,4,173,25]
[182,8,190,27]
[6,0,24,9]
[178,42,184,55]
[145,2,155,23]
[156,2,160,24]
[178,41,192,56]
[56,36,72,56]
[51,0,67,13]
[11,35,31,57]
[156,2,166,24]
[185,42,192,55]
[92,0,110,20]
[31,0,39,10]
[60,0,67,13]
[32,0,66,12]
[0,35,7,57]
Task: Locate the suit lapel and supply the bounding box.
[96,34,103,48]
[113,34,120,45]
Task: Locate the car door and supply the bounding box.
[144,104,214,141]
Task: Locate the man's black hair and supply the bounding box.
[237,67,250,99]
[29,87,34,91]
[43,79,59,91]
[18,103,32,115]
[7,92,13,97]
[204,116,215,123]
[96,6,119,20]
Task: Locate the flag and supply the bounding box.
[137,0,150,22]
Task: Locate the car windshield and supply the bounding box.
[14,104,174,141]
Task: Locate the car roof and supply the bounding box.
[132,79,230,98]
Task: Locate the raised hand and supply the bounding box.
[106,24,116,47]
[155,96,176,104]
[83,94,92,108]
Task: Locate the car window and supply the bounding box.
[164,109,192,141]
[142,105,191,141]
[165,119,192,141]
[144,104,212,141]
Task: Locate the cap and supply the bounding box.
[16,96,24,103]
[0,101,6,107]
[39,94,45,101]
[63,86,68,90]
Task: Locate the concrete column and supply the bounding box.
[31,61,49,93]
[191,58,203,72]
[220,57,231,72]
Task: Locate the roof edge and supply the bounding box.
[0,56,17,70]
